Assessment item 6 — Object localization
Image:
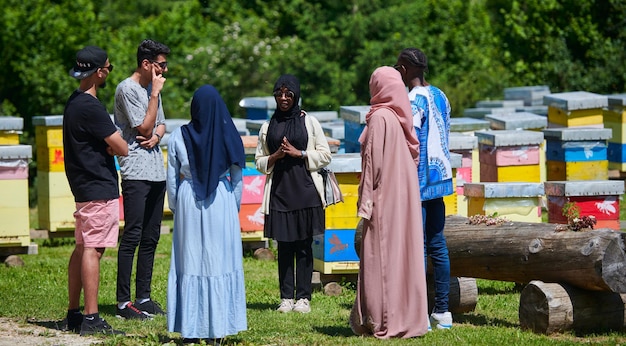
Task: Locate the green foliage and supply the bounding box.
[1,0,625,132]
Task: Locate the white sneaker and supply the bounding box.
[293,298,311,313]
[277,299,294,313]
[430,312,453,329]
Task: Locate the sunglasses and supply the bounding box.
[100,64,114,72]
[273,90,295,99]
[151,60,168,69]
[393,64,403,71]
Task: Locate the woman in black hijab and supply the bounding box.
[255,75,332,313]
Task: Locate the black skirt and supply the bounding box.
[264,206,325,242]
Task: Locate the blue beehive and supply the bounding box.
[340,105,369,153]
[544,128,611,162]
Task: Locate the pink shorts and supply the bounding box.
[74,199,120,248]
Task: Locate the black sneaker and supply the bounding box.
[65,311,83,333]
[80,317,125,336]
[135,299,166,316]
[116,302,151,320]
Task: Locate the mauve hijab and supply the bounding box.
[362,66,420,162]
[181,85,246,201]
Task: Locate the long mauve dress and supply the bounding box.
[351,106,429,338]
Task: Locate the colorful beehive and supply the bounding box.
[504,85,551,107]
[340,105,369,153]
[0,116,23,145]
[544,180,624,230]
[604,94,626,171]
[449,117,490,135]
[0,145,32,247]
[33,115,75,231]
[449,133,478,217]
[544,91,607,128]
[465,182,544,223]
[239,165,266,242]
[543,127,611,181]
[313,153,361,274]
[475,130,544,183]
[484,112,548,181]
[443,153,462,216]
[34,115,64,172]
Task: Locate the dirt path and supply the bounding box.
[0,317,99,346]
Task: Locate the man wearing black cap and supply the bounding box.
[63,45,128,336]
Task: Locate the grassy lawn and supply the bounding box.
[13,111,626,345]
[2,211,626,345]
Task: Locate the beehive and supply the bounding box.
[543,128,611,181]
[475,130,544,183]
[544,91,607,128]
[340,106,369,153]
[0,116,23,145]
[449,133,478,217]
[544,180,623,230]
[313,153,361,274]
[0,145,32,246]
[465,182,544,223]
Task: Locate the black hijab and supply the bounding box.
[181,85,246,201]
[266,74,306,154]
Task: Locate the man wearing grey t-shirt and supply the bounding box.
[114,39,170,320]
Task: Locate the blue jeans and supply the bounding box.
[423,197,450,313]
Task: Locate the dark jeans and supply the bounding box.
[423,197,450,313]
[277,238,313,300]
[117,180,166,302]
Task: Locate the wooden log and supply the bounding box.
[427,276,477,313]
[444,215,626,292]
[519,280,626,334]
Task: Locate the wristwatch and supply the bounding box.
[301,150,307,158]
[155,133,162,144]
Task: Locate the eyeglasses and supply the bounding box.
[273,90,295,99]
[151,60,168,69]
[100,64,114,72]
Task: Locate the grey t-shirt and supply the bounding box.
[114,77,166,182]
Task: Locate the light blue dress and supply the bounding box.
[166,127,247,338]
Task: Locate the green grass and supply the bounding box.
[3,221,626,346]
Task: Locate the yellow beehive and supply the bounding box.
[35,126,64,147]
[465,182,543,223]
[0,132,20,145]
[479,163,541,183]
[0,179,30,246]
[38,195,76,231]
[313,258,359,275]
[37,170,73,198]
[467,196,542,223]
[547,107,603,127]
[36,146,65,172]
[443,170,458,216]
[546,160,608,181]
[325,173,359,229]
[37,171,76,231]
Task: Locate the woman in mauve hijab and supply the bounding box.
[350,66,429,338]
[166,85,247,344]
[255,74,331,314]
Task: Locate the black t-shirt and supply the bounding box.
[63,90,119,202]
